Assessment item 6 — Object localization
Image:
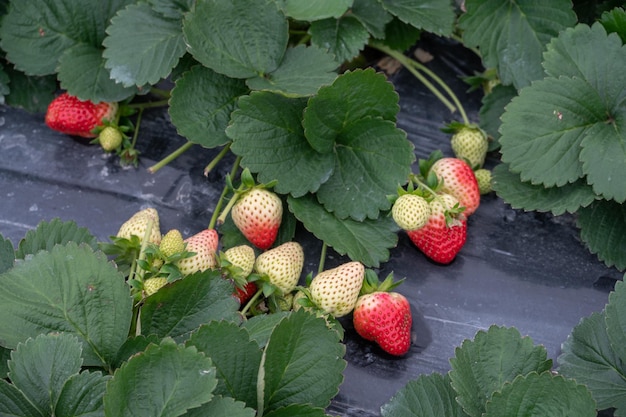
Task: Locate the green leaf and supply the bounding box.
[1,65,57,113]
[483,372,596,417]
[103,2,188,87]
[228,92,335,197]
[0,234,14,274]
[577,200,626,270]
[0,347,9,379]
[0,0,134,76]
[542,23,626,202]
[276,0,352,20]
[499,77,599,189]
[55,370,109,417]
[288,194,398,268]
[600,7,626,43]
[242,312,289,348]
[605,280,626,363]
[261,310,346,413]
[112,335,161,369]
[169,65,248,148]
[139,269,241,342]
[558,311,626,413]
[0,63,9,104]
[181,395,256,417]
[491,163,597,216]
[479,83,517,144]
[0,379,45,417]
[147,0,194,19]
[187,321,262,409]
[382,17,422,51]
[351,0,394,39]
[57,43,137,103]
[183,0,288,79]
[264,404,332,417]
[0,243,132,367]
[381,373,469,417]
[103,339,217,417]
[378,0,455,36]
[304,69,399,152]
[9,334,82,414]
[449,325,553,417]
[246,45,338,97]
[315,117,414,220]
[15,218,98,259]
[309,16,371,64]
[458,0,577,88]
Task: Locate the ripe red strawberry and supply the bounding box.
[450,126,488,169]
[231,188,282,250]
[430,157,480,216]
[309,261,365,318]
[178,229,219,275]
[45,92,118,138]
[391,194,431,231]
[407,194,467,264]
[353,288,412,356]
[254,241,304,295]
[234,281,258,305]
[117,208,161,245]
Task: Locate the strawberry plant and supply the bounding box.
[0,220,347,416]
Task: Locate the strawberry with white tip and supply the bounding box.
[177,229,219,275]
[232,188,282,250]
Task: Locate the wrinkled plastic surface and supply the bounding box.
[0,36,621,416]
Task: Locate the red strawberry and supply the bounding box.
[353,273,412,356]
[178,229,219,275]
[45,92,118,138]
[407,194,467,264]
[430,157,480,216]
[234,281,258,305]
[231,188,282,250]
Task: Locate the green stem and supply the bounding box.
[318,243,327,274]
[148,141,194,173]
[240,288,264,317]
[209,185,230,230]
[214,156,243,226]
[204,143,232,176]
[149,87,171,99]
[370,42,457,114]
[403,58,470,125]
[126,99,170,110]
[129,108,143,149]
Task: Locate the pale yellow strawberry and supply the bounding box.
[450,127,488,169]
[143,277,167,296]
[391,194,431,231]
[474,168,492,195]
[160,229,185,258]
[254,241,304,294]
[309,262,365,317]
[223,245,256,277]
[177,229,219,275]
[116,208,161,244]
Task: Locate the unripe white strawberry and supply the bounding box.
[178,229,219,275]
[159,229,185,258]
[143,277,167,296]
[117,208,161,245]
[309,262,365,317]
[223,245,256,278]
[391,194,431,231]
[450,127,488,169]
[254,241,304,294]
[474,168,492,195]
[98,126,123,152]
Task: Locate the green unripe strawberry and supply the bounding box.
[143,277,167,296]
[391,194,431,231]
[160,229,185,258]
[309,261,365,317]
[98,126,123,152]
[474,168,492,195]
[450,127,488,169]
[117,208,161,245]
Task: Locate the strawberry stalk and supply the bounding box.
[209,156,242,230]
[240,288,264,317]
[370,42,470,125]
[203,143,232,176]
[147,141,194,173]
[127,216,155,337]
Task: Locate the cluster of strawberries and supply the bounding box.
[112,187,413,357]
[391,125,491,264]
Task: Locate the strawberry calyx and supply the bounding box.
[359,270,404,296]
